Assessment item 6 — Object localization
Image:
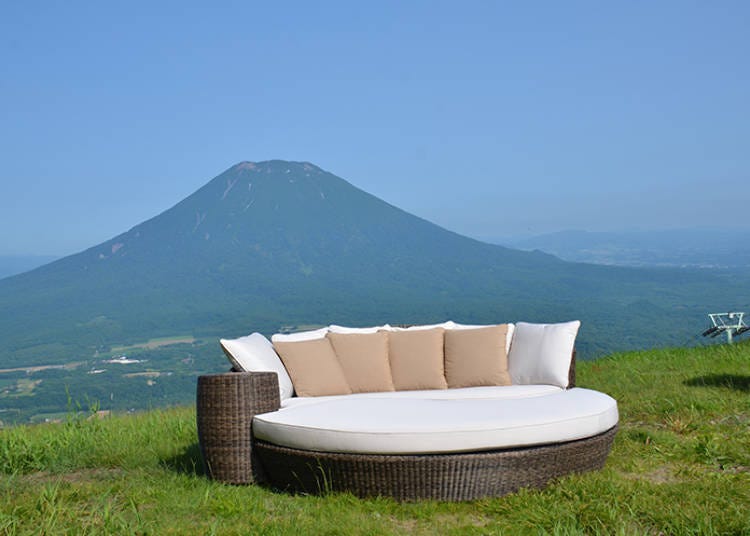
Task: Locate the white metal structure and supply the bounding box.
[702,312,750,344]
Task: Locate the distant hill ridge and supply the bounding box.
[0,160,744,368]
[508,229,750,268]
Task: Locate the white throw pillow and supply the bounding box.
[271,327,329,342]
[507,321,580,388]
[220,333,295,400]
[451,322,515,354]
[328,324,392,334]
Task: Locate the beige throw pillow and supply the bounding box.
[326,331,395,393]
[387,327,447,390]
[273,338,352,397]
[444,324,511,388]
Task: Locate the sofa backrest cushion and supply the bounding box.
[220,333,295,400]
[386,327,448,390]
[386,321,456,332]
[451,322,515,354]
[329,324,392,334]
[444,325,511,388]
[508,321,580,388]
[271,327,328,343]
[273,338,352,397]
[326,331,395,393]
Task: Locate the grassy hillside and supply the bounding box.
[1,342,748,535]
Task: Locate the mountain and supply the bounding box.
[0,161,745,364]
[0,255,58,280]
[506,229,750,269]
[0,161,748,424]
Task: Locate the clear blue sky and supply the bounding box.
[1,2,748,256]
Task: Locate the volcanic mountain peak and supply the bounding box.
[233,161,257,171]
[227,160,324,176]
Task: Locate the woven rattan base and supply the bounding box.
[197,372,281,484]
[253,425,617,501]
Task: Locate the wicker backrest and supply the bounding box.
[568,349,576,388]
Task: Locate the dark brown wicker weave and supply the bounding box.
[569,349,576,388]
[254,426,617,501]
[196,371,280,484]
[196,349,618,500]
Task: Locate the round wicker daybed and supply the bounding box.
[196,367,619,502]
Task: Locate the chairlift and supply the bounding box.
[702,326,719,337]
[701,312,749,344]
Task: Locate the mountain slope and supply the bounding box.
[0,255,58,280]
[0,161,743,368]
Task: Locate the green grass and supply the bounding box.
[1,343,749,535]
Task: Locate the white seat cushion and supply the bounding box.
[280,384,562,409]
[254,387,618,455]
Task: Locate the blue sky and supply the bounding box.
[1,2,748,255]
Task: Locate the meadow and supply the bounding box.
[1,342,748,535]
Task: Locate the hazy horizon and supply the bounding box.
[2,3,749,256]
[3,218,749,260]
